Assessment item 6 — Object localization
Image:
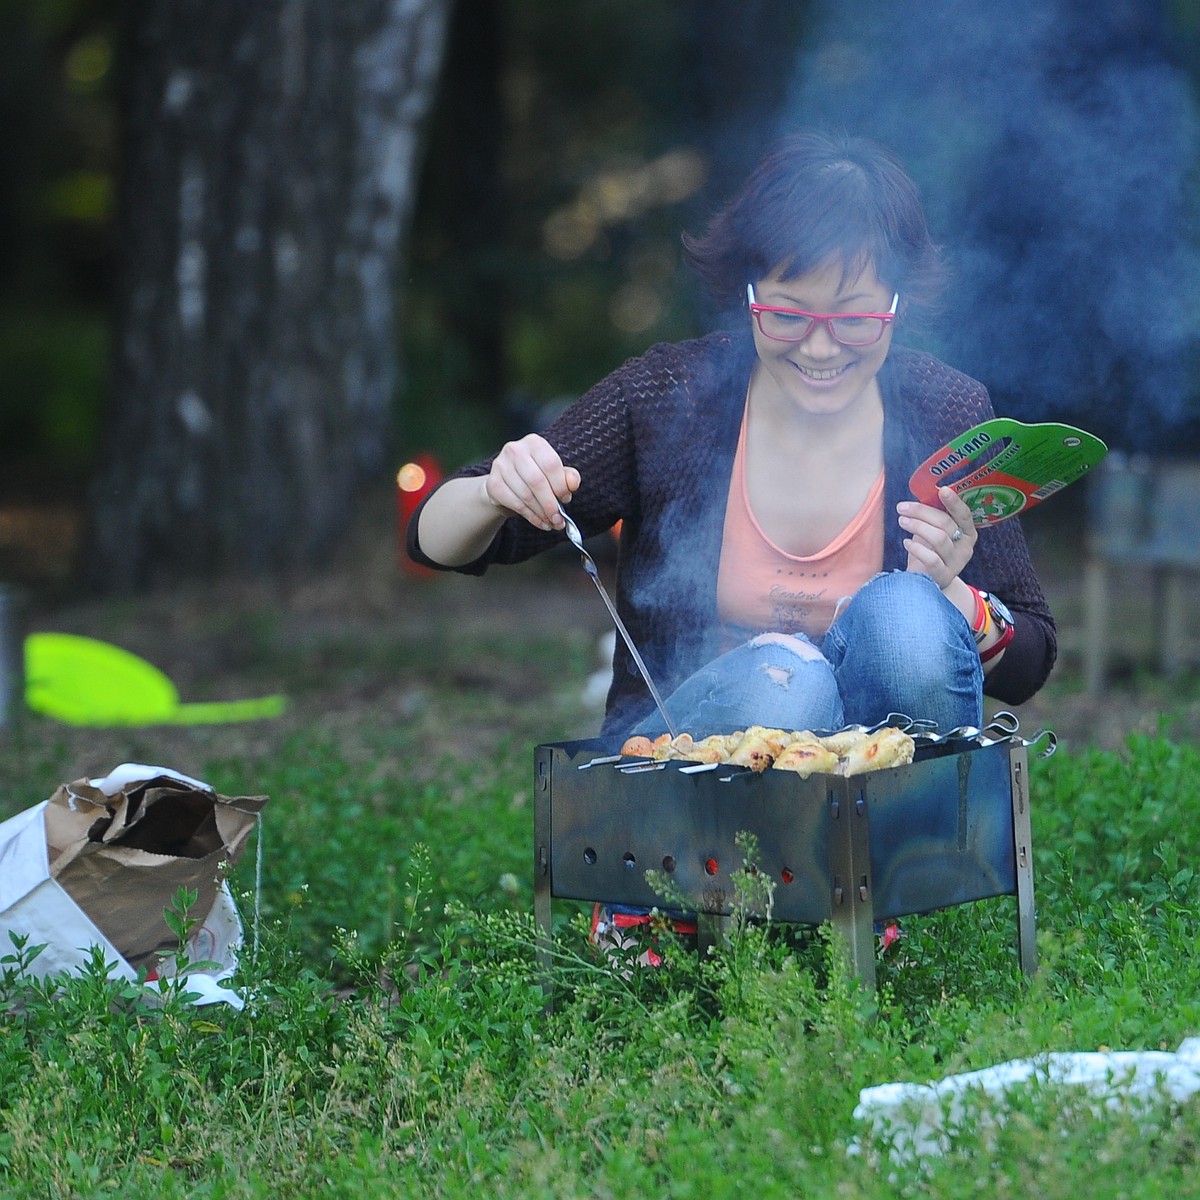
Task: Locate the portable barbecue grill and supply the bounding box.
[533,715,1054,989]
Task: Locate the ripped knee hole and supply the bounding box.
[762,664,793,687]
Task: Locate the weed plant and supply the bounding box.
[1,617,1199,1197]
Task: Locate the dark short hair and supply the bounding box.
[683,131,946,320]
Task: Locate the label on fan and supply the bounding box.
[908,417,1108,526]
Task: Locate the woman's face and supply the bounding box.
[749,258,896,420]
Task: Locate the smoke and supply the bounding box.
[774,0,1200,451]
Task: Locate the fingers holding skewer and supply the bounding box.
[483,434,581,530]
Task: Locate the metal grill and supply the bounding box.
[534,720,1051,989]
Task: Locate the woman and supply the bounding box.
[409,132,1056,741]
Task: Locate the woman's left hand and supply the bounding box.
[897,486,978,590]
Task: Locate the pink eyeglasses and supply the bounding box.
[747,284,899,346]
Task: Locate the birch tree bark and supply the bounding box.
[88,0,450,588]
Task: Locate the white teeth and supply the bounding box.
[796,364,845,381]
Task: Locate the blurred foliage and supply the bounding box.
[0,305,105,464]
[400,0,814,467]
[0,0,798,481]
[400,0,710,467]
[1,0,1198,487]
[0,0,116,485]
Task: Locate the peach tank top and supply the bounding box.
[716,407,885,644]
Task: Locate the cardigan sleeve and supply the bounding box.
[970,514,1057,705]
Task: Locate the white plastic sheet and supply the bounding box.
[853,1037,1200,1163]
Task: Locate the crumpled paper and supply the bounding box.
[0,763,266,1008]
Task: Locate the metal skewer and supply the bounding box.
[557,503,679,739]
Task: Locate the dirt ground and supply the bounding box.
[6,484,1200,759]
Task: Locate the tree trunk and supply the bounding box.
[88,0,450,590]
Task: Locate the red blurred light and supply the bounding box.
[396,452,443,576]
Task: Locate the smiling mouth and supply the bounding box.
[794,362,850,382]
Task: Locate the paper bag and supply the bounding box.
[0,763,267,999]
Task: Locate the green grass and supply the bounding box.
[2,607,1200,1198]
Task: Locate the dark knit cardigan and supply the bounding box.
[408,331,1057,736]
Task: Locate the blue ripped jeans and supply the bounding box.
[636,572,983,736]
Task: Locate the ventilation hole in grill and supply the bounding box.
[781,868,795,884]
[704,857,719,876]
[583,848,597,865]
[662,855,676,873]
[622,852,637,869]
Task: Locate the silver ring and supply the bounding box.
[951,527,965,543]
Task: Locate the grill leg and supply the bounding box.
[829,785,877,990]
[829,886,877,990]
[534,751,554,1010]
[1009,748,1038,977]
[534,846,552,971]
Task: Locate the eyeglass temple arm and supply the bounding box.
[746,283,901,315]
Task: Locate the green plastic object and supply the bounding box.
[24,632,286,727]
[908,417,1108,526]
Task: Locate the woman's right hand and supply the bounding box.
[412,433,581,567]
[483,433,581,531]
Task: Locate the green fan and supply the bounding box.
[24,633,286,726]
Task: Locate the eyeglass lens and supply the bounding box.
[755,311,887,345]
